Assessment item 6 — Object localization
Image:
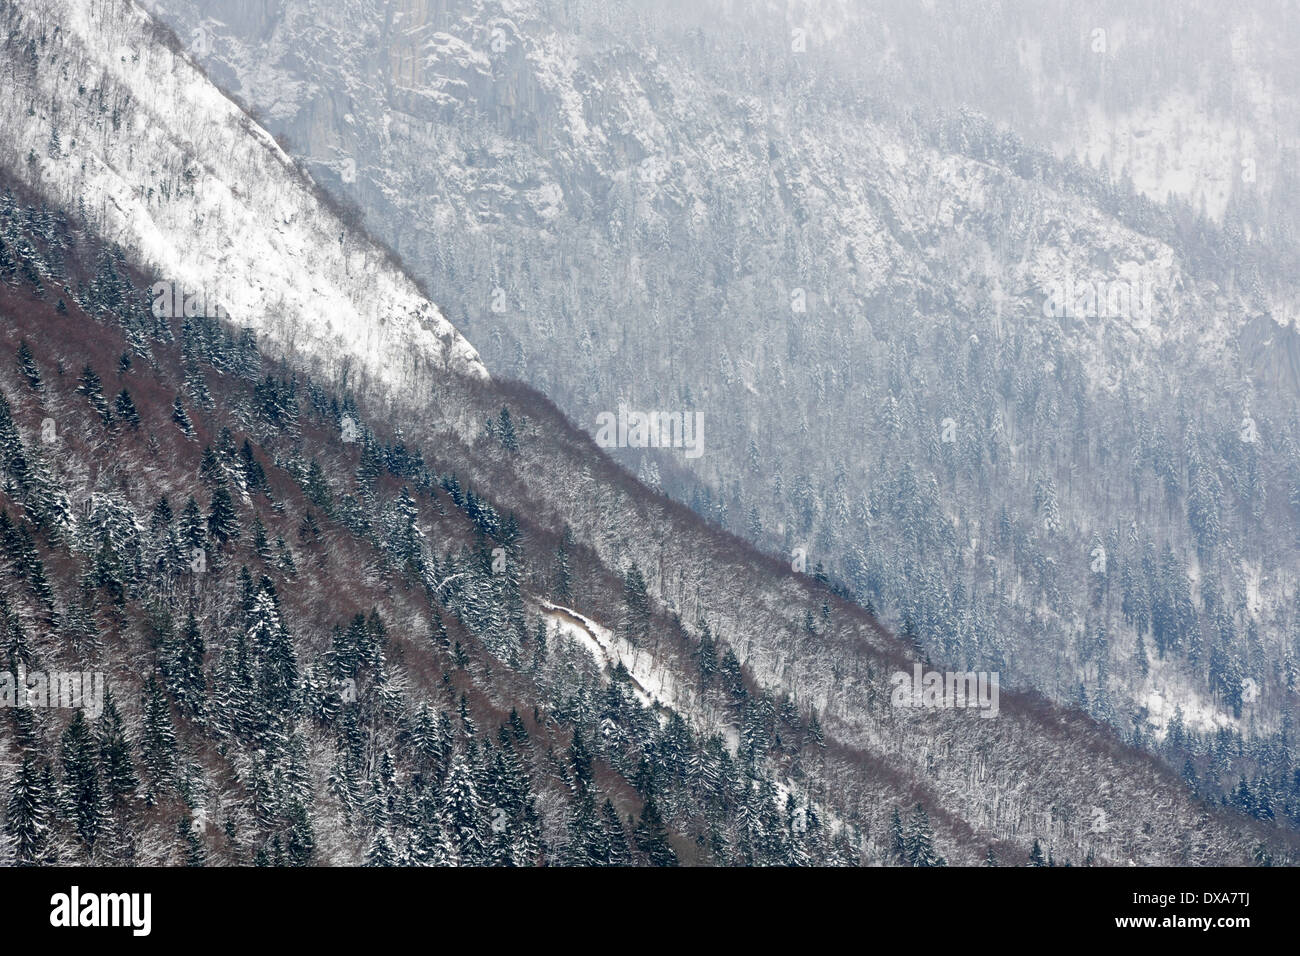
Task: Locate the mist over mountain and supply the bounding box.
[0,0,1296,875]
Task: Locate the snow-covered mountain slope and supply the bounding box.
[0,0,485,401]
[0,192,865,864]
[10,164,1284,865]
[5,0,1298,864]
[129,0,1300,833]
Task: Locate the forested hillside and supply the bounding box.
[137,0,1300,829]
[1,0,1296,868]
[0,173,871,865]
[0,170,1291,864]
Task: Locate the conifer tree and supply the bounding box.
[171,395,194,437]
[602,798,630,866]
[553,525,574,603]
[16,341,41,390]
[364,829,396,866]
[904,803,943,866]
[207,481,240,545]
[252,516,272,562]
[97,691,139,809]
[166,611,206,718]
[633,797,677,866]
[889,806,906,862]
[5,756,51,864]
[113,388,140,428]
[177,815,206,866]
[304,459,333,510]
[623,563,651,647]
[442,751,487,865]
[76,365,112,424]
[60,710,107,852]
[1029,838,1046,866]
[139,677,178,804]
[497,407,518,451]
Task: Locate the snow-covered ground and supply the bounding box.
[4,0,486,402]
[540,601,674,712]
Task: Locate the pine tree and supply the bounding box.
[393,487,423,572]
[171,395,194,437]
[252,517,272,562]
[248,588,298,726]
[601,798,630,866]
[623,563,651,647]
[178,815,206,866]
[284,799,315,866]
[166,611,206,718]
[889,806,906,863]
[442,751,487,865]
[97,691,139,809]
[304,459,333,511]
[239,440,265,494]
[633,797,677,866]
[60,710,107,852]
[365,829,396,866]
[207,481,240,545]
[904,803,943,866]
[113,388,140,429]
[16,341,41,390]
[497,407,518,451]
[5,756,51,864]
[1029,838,1046,866]
[0,237,14,284]
[211,631,255,743]
[198,445,222,486]
[1134,630,1150,678]
[183,360,212,409]
[76,365,112,424]
[139,677,178,803]
[555,525,573,603]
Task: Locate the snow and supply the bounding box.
[1069,93,1250,223]
[540,602,674,711]
[6,0,487,406]
[1140,651,1265,739]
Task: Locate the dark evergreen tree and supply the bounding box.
[5,756,51,864]
[76,365,112,424]
[113,388,140,429]
[59,710,107,852]
[1029,838,1046,866]
[904,803,943,866]
[139,677,178,804]
[16,341,41,390]
[497,407,518,452]
[165,611,206,718]
[171,395,194,437]
[633,797,677,866]
[207,481,240,545]
[97,691,138,810]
